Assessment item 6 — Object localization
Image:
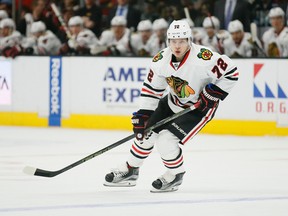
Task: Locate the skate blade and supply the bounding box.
[103,181,136,187]
[150,186,179,193]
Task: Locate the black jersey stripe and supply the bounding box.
[140,93,160,100]
[224,67,238,77]
[225,76,239,81]
[143,82,166,93]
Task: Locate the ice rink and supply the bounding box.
[0,126,288,216]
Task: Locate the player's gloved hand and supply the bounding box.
[198,83,228,113]
[131,110,154,141]
[2,45,23,58]
[68,39,77,49]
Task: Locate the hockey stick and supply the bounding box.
[23,103,199,178]
[250,22,267,57]
[50,3,72,39]
[184,7,193,25]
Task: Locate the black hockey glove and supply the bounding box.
[131,110,154,141]
[198,83,228,113]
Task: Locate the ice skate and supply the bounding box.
[150,171,185,193]
[104,162,139,187]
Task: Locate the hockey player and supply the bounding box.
[27,21,61,55]
[223,20,254,57]
[130,19,155,56]
[150,18,168,56]
[104,20,239,192]
[0,10,8,22]
[93,16,132,56]
[201,16,224,53]
[262,7,288,57]
[59,16,99,55]
[0,18,22,57]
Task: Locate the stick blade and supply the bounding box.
[23,166,37,176]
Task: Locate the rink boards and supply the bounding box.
[0,56,288,135]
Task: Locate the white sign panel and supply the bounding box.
[276,61,288,126]
[0,60,12,105]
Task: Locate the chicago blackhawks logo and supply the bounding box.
[152,51,164,62]
[166,76,195,98]
[197,48,213,60]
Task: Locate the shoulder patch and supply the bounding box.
[197,48,213,60]
[152,51,164,62]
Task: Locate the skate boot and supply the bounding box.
[150,171,185,193]
[104,162,139,187]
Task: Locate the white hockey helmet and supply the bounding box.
[269,7,285,18]
[111,16,127,26]
[0,18,15,29]
[68,16,83,27]
[228,20,244,33]
[167,20,192,39]
[202,16,220,30]
[31,21,46,33]
[0,10,8,20]
[152,18,168,30]
[137,20,152,31]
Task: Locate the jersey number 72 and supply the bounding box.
[211,58,227,78]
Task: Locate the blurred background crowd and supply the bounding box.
[0,0,288,58]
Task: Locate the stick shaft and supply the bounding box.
[51,3,72,39]
[30,104,198,177]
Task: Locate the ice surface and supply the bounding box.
[0,126,288,216]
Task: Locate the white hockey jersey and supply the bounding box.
[149,35,167,56]
[223,32,254,57]
[201,35,223,53]
[130,33,156,56]
[262,27,288,57]
[99,28,131,56]
[75,28,99,49]
[139,44,239,113]
[0,30,22,51]
[35,30,61,55]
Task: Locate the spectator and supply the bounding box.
[140,0,160,22]
[150,18,168,56]
[15,0,34,11]
[108,0,141,31]
[76,0,102,37]
[16,6,33,37]
[60,0,80,12]
[192,1,213,27]
[250,0,273,27]
[223,20,254,57]
[130,19,155,56]
[59,16,99,55]
[0,0,11,17]
[17,0,57,36]
[0,18,22,57]
[177,0,200,22]
[213,0,251,32]
[93,16,132,56]
[262,7,288,57]
[160,5,181,24]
